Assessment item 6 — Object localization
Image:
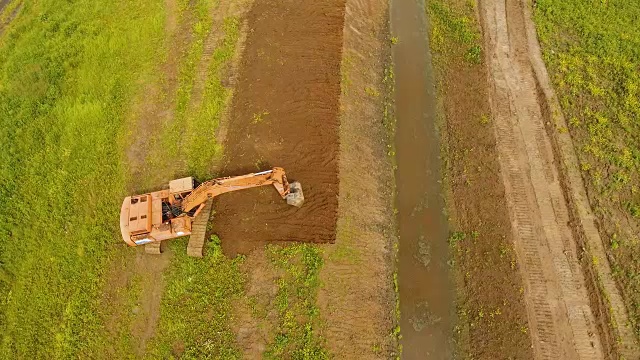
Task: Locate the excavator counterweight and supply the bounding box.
[119,167,303,255]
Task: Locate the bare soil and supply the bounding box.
[440,55,534,358]
[212,0,345,255]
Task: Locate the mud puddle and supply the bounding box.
[391,0,453,358]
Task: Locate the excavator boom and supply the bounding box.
[181,168,291,213]
[119,167,304,252]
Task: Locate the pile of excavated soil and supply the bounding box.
[212,0,345,255]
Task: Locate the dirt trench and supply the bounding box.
[212,0,345,255]
[480,0,608,358]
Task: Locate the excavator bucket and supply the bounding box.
[286,181,304,207]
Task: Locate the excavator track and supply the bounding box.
[187,199,213,257]
[144,241,164,255]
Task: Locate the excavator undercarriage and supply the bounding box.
[119,167,303,256]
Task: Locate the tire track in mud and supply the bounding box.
[481,0,603,359]
[212,0,345,254]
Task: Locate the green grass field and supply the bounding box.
[534,0,640,337]
[0,0,165,356]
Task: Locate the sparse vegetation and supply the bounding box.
[146,237,245,359]
[264,244,328,359]
[185,16,240,179]
[329,216,361,264]
[365,86,380,97]
[534,0,640,336]
[252,109,270,124]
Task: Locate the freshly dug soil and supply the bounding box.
[213,0,345,255]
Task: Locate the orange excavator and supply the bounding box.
[119,167,303,255]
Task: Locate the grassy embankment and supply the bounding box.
[427,0,533,358]
[0,0,164,357]
[534,0,640,337]
[0,0,249,357]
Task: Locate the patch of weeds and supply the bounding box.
[365,86,380,97]
[465,45,482,64]
[252,110,270,124]
[146,236,246,359]
[448,231,466,245]
[382,59,397,169]
[264,244,328,359]
[428,0,483,65]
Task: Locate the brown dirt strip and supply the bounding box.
[317,0,396,358]
[213,0,345,255]
[432,0,534,357]
[520,0,639,358]
[480,0,606,358]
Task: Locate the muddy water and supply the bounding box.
[391,0,453,358]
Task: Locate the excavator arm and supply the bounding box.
[181,167,301,213]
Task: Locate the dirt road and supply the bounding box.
[481,0,604,358]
